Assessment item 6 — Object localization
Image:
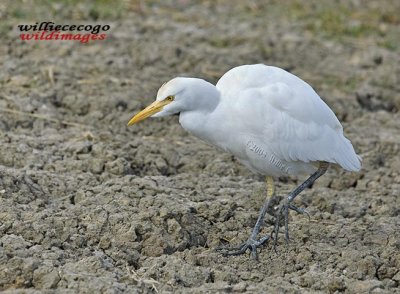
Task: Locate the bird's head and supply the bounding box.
[127,77,218,126]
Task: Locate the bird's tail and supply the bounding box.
[335,136,362,172]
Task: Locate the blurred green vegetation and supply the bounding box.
[3,0,399,51]
[5,0,129,21]
[289,1,397,37]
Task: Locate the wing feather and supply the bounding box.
[217,64,361,171]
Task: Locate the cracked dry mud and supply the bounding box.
[0,1,399,293]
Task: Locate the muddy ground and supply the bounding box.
[0,0,399,293]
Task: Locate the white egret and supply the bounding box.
[127,64,361,259]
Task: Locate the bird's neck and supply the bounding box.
[178,80,221,142]
[186,79,220,112]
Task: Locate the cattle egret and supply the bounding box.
[127,64,361,259]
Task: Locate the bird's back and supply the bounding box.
[214,64,361,176]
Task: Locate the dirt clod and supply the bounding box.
[1,0,399,292]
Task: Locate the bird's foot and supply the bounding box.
[273,199,309,250]
[216,235,270,260]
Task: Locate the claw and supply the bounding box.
[216,236,270,260]
[289,204,310,221]
[272,164,328,249]
[216,167,326,259]
[274,201,311,247]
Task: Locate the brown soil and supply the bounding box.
[0,1,399,293]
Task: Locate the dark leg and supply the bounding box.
[274,162,329,248]
[217,176,275,260]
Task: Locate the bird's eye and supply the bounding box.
[166,95,175,102]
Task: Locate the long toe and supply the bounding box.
[274,202,310,246]
[217,243,251,257]
[217,236,270,259]
[273,202,291,247]
[288,204,309,218]
[216,242,247,254]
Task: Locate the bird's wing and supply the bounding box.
[216,64,361,171]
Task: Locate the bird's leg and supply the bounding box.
[217,176,275,259]
[249,176,275,241]
[274,162,329,248]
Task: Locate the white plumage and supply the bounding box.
[143,64,361,177]
[127,64,361,258]
[214,64,361,175]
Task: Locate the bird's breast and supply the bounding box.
[244,140,291,174]
[179,109,316,177]
[243,138,318,176]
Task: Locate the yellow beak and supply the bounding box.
[127,99,172,126]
